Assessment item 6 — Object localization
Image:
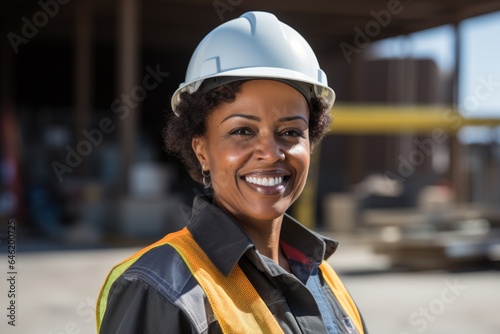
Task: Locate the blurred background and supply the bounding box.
[0,0,499,333]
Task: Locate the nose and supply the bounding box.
[254,131,285,163]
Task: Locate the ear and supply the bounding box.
[192,136,210,170]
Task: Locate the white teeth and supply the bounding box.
[245,176,283,186]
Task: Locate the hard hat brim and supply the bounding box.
[171,67,335,116]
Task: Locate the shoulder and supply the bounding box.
[109,243,215,333]
[124,243,195,300]
[121,243,205,311]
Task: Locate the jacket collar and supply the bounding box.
[280,213,338,266]
[187,196,253,277]
[187,195,338,277]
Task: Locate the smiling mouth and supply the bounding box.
[244,176,284,187]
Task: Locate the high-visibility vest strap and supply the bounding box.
[166,228,283,334]
[319,262,364,334]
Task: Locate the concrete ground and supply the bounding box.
[0,240,498,334]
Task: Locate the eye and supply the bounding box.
[228,127,254,136]
[280,129,306,138]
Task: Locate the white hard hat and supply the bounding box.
[171,11,336,115]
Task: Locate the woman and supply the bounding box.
[97,11,368,334]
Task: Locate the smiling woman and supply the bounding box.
[96,11,368,334]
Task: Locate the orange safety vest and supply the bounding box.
[97,227,364,334]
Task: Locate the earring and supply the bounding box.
[201,165,211,188]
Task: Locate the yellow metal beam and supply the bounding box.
[296,104,500,229]
[329,104,500,134]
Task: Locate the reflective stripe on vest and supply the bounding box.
[96,227,364,334]
[318,262,364,334]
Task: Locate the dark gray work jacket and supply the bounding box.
[99,195,368,334]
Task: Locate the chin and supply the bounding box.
[244,200,291,222]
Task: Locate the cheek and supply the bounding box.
[212,140,253,166]
[288,143,310,170]
[209,141,252,186]
[290,144,310,197]
[211,169,232,192]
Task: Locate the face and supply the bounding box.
[192,80,311,225]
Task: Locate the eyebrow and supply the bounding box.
[279,115,309,125]
[220,113,260,125]
[219,114,308,126]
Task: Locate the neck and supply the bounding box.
[212,197,291,272]
[240,217,283,260]
[233,215,292,273]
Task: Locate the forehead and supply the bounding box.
[211,79,309,121]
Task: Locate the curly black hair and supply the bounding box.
[163,80,332,184]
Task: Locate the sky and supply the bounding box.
[459,11,500,118]
[369,10,500,144]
